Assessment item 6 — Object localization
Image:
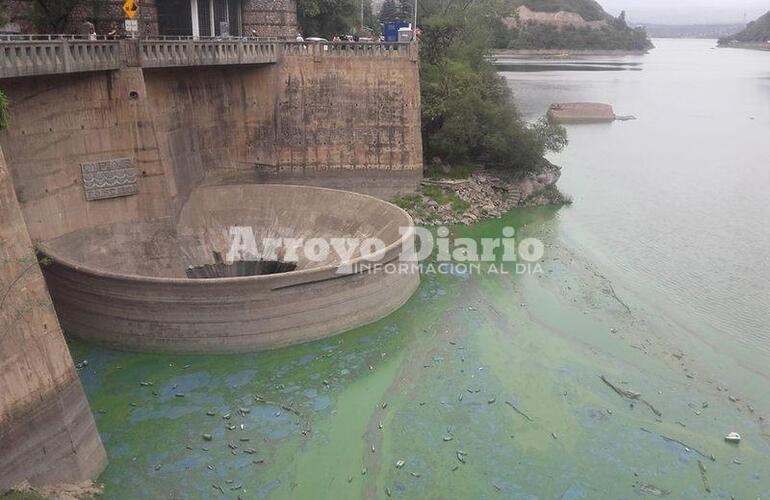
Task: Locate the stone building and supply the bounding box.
[0,0,297,38]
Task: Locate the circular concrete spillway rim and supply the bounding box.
[36,184,417,287]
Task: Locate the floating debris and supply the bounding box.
[227,442,239,450]
[223,413,231,420]
[443,435,454,442]
[551,433,558,440]
[371,445,376,453]
[212,484,224,494]
[505,401,534,422]
[728,396,740,403]
[385,487,392,497]
[175,393,185,398]
[348,476,353,483]
[698,460,711,493]
[230,483,243,491]
[600,375,662,417]
[140,381,153,387]
[361,467,367,476]
[395,460,405,469]
[378,422,383,430]
[725,432,741,443]
[409,472,421,478]
[207,465,214,471]
[381,402,388,409]
[633,481,670,497]
[202,434,213,441]
[641,427,714,460]
[153,464,162,471]
[457,450,467,463]
[488,398,496,404]
[243,448,257,454]
[451,465,459,472]
[206,411,216,416]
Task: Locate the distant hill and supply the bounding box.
[639,24,746,40]
[494,0,653,51]
[718,11,770,45]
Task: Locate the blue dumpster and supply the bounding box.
[383,21,411,42]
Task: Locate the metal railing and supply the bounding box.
[139,39,278,68]
[0,39,120,78]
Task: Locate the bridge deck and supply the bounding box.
[0,37,416,79]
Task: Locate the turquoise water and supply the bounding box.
[72,39,770,498]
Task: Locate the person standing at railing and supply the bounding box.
[80,20,96,40]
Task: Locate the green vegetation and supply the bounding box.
[391,184,470,223]
[495,1,652,50]
[719,11,770,45]
[297,0,378,37]
[30,0,79,33]
[425,164,474,180]
[0,90,9,131]
[421,185,470,212]
[503,23,651,50]
[419,0,568,173]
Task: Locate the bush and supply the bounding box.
[419,11,567,173]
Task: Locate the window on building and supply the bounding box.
[157,0,193,36]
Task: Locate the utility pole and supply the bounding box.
[413,0,417,28]
[361,0,364,30]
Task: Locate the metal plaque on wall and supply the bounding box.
[81,158,138,201]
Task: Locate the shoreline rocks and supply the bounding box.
[398,162,568,226]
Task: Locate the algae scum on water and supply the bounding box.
[72,208,770,499]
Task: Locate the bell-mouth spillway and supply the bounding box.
[37,184,420,353]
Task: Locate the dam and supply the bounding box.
[0,0,422,490]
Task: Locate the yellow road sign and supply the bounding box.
[123,0,138,19]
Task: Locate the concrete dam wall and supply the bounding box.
[0,43,422,245]
[0,147,107,490]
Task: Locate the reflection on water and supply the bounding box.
[493,60,643,72]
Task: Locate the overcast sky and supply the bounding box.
[599,0,770,24]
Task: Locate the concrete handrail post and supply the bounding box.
[62,38,72,73]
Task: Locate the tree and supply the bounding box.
[419,0,567,172]
[297,0,357,37]
[0,90,9,131]
[31,0,80,33]
[397,0,413,22]
[379,0,399,23]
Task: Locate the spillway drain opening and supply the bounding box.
[186,260,297,279]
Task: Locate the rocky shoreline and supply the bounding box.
[394,161,568,226]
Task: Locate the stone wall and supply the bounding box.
[0,147,107,489]
[243,0,297,38]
